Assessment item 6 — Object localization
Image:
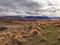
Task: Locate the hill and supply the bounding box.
[0,20,60,45]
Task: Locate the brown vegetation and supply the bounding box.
[0,20,60,45]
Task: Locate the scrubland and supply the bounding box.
[0,19,60,45]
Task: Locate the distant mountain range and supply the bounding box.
[0,16,60,20]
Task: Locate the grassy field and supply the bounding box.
[0,19,60,45]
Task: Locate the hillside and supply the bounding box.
[0,20,60,45]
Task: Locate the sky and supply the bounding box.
[0,0,60,17]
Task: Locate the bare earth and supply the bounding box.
[0,19,60,45]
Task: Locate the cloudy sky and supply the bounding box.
[0,0,60,17]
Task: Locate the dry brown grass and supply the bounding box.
[0,20,60,45]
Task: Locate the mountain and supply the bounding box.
[24,16,49,19]
[0,15,60,20]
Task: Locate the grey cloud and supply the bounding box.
[0,0,60,17]
[0,0,42,16]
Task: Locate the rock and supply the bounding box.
[0,27,8,31]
